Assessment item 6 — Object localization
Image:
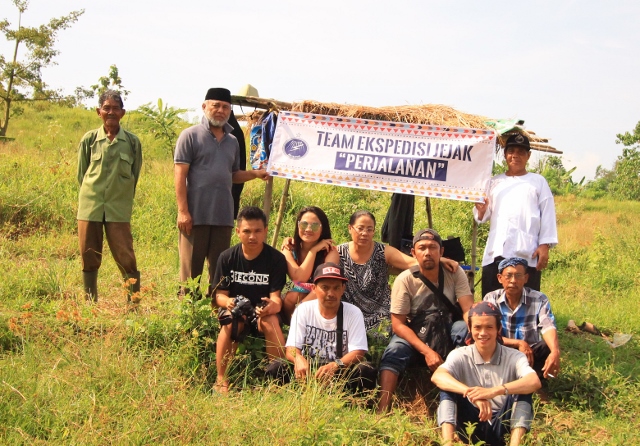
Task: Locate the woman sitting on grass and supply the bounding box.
[281,206,339,322]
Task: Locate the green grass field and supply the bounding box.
[1,104,639,444]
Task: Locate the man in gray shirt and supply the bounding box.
[432,301,541,446]
[174,88,268,294]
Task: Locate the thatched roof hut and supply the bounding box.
[231,95,561,154]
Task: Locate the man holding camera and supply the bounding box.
[213,206,287,392]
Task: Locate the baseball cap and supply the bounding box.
[504,133,531,151]
[312,262,348,283]
[412,228,442,247]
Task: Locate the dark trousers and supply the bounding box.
[481,257,541,298]
[178,225,232,285]
[531,340,551,379]
[440,391,533,446]
[78,220,137,274]
[266,358,377,393]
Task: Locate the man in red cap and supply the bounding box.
[266,262,376,392]
[174,87,269,294]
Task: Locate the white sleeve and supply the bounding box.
[344,304,368,353]
[538,179,558,246]
[286,303,309,350]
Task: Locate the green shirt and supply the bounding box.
[77,126,142,222]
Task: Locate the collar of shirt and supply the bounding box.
[495,288,529,313]
[96,125,127,142]
[471,343,503,365]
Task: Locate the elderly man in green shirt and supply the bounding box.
[77,90,142,302]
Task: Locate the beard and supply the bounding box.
[420,258,436,270]
[204,110,228,128]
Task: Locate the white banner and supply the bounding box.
[267,111,495,203]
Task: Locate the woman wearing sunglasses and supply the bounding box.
[281,206,339,322]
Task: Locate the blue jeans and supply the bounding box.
[437,390,533,446]
[379,320,468,375]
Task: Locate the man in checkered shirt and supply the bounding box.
[483,257,560,380]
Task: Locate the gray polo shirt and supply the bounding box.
[174,117,240,226]
[440,343,535,411]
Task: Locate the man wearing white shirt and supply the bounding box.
[266,262,376,392]
[474,134,558,297]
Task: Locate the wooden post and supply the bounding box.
[263,176,273,224]
[425,197,433,229]
[271,179,291,247]
[470,219,478,295]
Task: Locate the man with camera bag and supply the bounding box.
[377,229,474,413]
[213,206,287,392]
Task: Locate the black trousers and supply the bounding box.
[265,358,377,393]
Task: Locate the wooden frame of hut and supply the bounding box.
[230,93,562,290]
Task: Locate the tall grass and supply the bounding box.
[1,103,639,444]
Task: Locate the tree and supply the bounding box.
[608,147,640,200]
[532,155,583,196]
[615,121,640,148]
[585,121,640,200]
[0,1,84,136]
[136,98,189,157]
[74,64,130,104]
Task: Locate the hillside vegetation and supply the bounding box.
[1,103,639,444]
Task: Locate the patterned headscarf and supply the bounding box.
[498,257,528,273]
[465,301,504,345]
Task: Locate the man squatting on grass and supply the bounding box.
[432,301,541,446]
[266,262,377,392]
[77,89,142,302]
[174,88,268,294]
[377,229,474,413]
[213,206,287,392]
[483,257,560,380]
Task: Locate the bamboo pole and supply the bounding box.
[271,179,291,246]
[263,177,273,223]
[425,197,433,229]
[471,219,478,295]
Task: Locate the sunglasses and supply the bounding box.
[298,221,321,232]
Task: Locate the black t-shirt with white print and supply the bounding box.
[214,243,287,306]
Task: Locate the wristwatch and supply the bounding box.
[334,358,345,368]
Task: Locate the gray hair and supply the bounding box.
[98,89,124,109]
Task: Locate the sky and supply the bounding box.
[2,0,639,181]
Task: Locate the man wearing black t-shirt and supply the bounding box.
[213,206,287,392]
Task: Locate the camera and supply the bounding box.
[230,295,253,319]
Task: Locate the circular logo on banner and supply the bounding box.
[283,138,309,159]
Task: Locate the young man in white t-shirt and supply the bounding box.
[266,262,376,392]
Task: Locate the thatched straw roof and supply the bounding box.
[231,96,561,154]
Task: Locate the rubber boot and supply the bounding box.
[83,270,98,302]
[124,271,141,302]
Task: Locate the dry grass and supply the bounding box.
[238,97,559,152]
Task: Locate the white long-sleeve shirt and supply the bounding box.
[474,172,558,267]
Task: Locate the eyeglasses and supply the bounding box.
[298,221,321,232]
[501,273,526,280]
[351,225,375,234]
